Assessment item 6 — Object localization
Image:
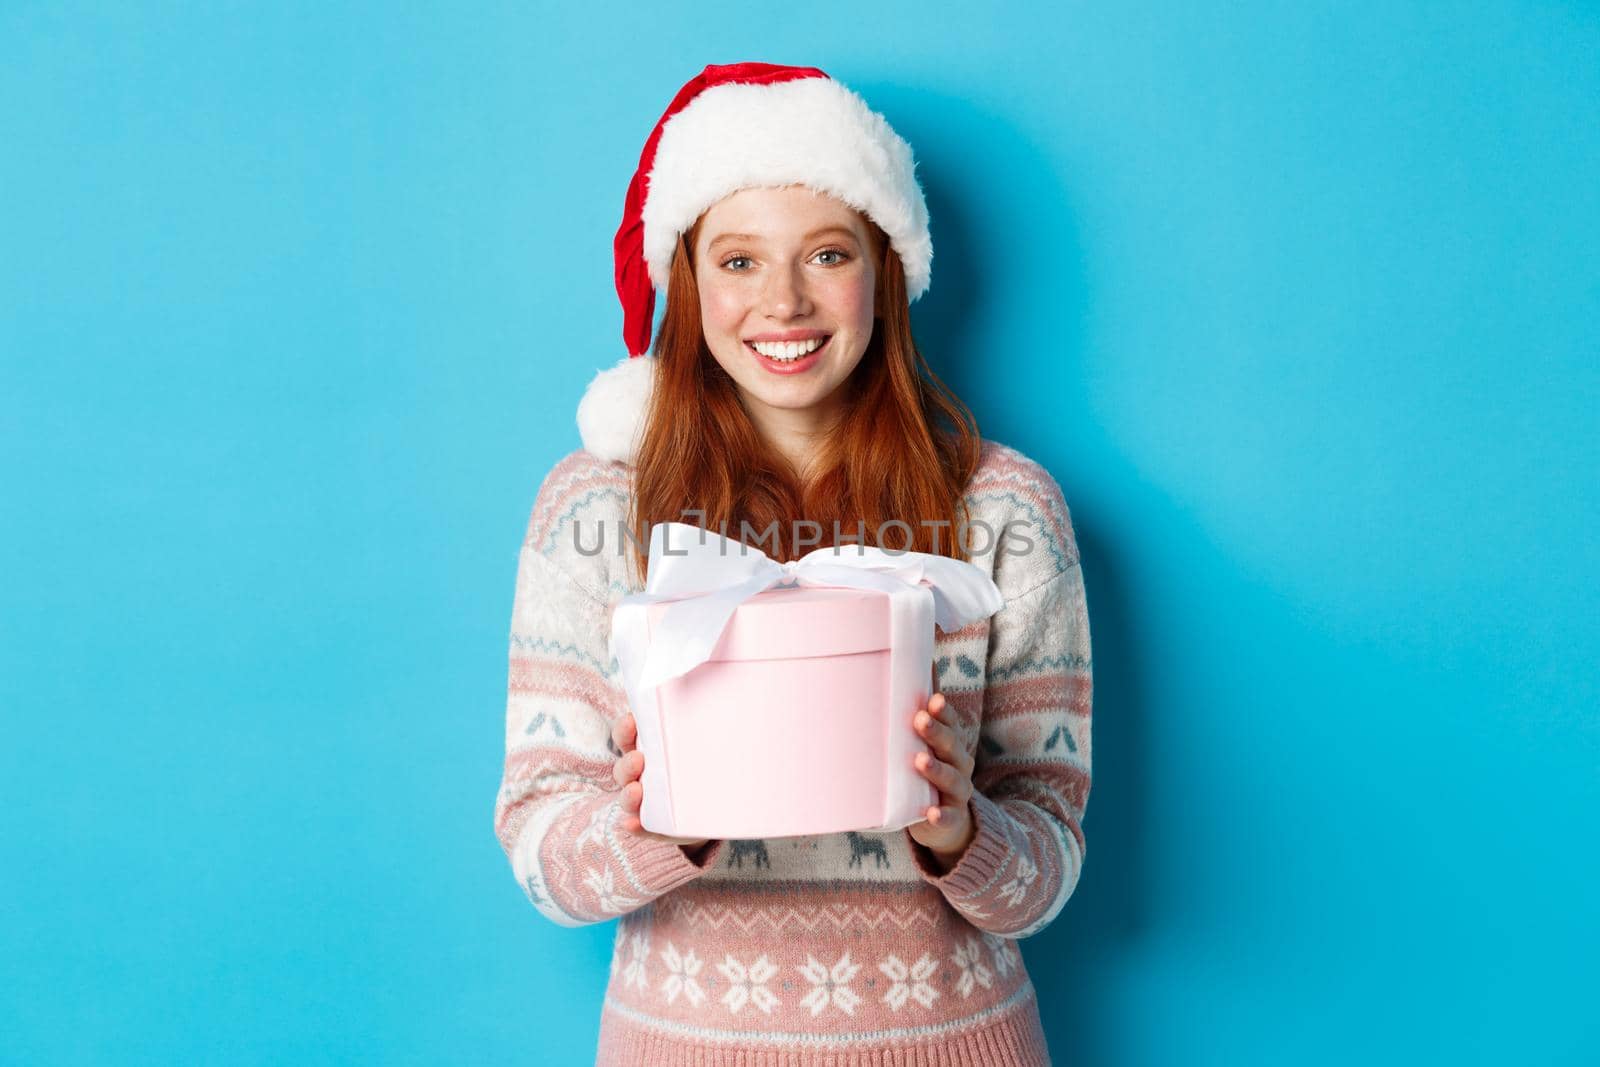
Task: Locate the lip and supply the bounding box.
[746,334,831,374]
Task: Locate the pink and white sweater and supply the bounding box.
[493,438,1093,1066]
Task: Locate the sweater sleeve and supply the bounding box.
[907,526,1093,939]
[492,506,726,927]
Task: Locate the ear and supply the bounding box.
[576,355,655,465]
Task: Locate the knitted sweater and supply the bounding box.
[493,438,1093,1066]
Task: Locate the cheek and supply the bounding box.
[821,273,876,329]
[698,283,748,338]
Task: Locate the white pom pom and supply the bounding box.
[576,355,655,465]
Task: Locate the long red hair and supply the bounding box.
[625,211,982,588]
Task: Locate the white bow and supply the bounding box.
[611,521,1004,691]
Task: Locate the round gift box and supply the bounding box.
[632,585,936,839]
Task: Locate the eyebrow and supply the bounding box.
[708,226,859,249]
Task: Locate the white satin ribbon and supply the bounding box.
[611,521,1004,692]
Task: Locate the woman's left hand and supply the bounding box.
[905,692,977,872]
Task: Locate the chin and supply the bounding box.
[738,376,833,404]
[742,385,822,407]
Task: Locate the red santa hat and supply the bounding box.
[576,61,934,464]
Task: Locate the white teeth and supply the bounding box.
[750,336,826,360]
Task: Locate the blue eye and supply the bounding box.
[718,248,851,272]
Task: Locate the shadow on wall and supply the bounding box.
[1027,514,1151,1066]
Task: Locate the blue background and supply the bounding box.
[3,2,1595,1064]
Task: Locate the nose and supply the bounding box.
[761,259,812,319]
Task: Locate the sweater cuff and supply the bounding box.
[907,790,1014,899]
[620,831,726,894]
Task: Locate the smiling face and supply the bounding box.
[692,185,880,447]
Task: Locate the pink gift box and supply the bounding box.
[612,584,940,840]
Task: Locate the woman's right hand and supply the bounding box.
[611,711,712,853]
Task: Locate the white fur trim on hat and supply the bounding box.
[576,354,655,464]
[640,76,932,301]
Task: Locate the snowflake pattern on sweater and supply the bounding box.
[493,439,1091,1066]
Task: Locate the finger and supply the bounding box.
[614,752,643,790]
[919,709,972,776]
[611,750,643,788]
[915,710,960,758]
[611,713,637,753]
[915,751,972,802]
[619,780,642,814]
[926,804,964,829]
[927,692,949,719]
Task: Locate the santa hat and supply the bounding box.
[576,61,933,464]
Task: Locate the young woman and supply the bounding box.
[494,63,1093,1066]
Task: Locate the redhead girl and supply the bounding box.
[495,62,1093,1067]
